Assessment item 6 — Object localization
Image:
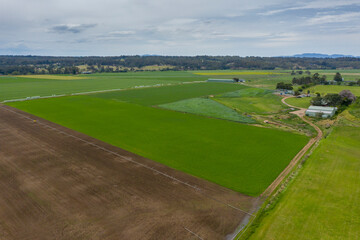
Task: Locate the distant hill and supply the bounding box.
[291,53,359,58]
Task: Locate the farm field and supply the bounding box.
[214,88,286,114]
[193,70,360,89]
[0,71,208,101]
[3,70,360,239]
[159,97,255,123]
[0,105,255,239]
[192,70,294,89]
[92,82,246,106]
[285,97,312,108]
[247,116,360,239]
[8,93,308,196]
[308,85,360,96]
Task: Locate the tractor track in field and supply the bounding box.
[260,96,322,197]
[0,104,256,240]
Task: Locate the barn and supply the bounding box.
[305,106,337,118]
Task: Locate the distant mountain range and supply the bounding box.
[289,53,360,58]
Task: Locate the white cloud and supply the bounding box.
[306,12,360,25]
[260,0,360,15]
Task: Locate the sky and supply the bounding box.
[1,0,360,56]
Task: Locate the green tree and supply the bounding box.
[311,96,323,106]
[334,72,343,82]
[323,93,342,106]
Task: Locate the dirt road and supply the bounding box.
[0,105,256,240]
[261,97,322,197]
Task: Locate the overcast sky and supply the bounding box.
[1,0,360,56]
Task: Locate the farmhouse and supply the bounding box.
[305,106,337,118]
[207,78,245,83]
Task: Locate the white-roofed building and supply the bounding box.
[305,106,337,118]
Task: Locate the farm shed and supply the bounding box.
[207,78,236,83]
[305,106,337,118]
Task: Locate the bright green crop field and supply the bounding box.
[247,123,360,239]
[8,94,308,196]
[0,72,208,101]
[214,88,287,114]
[159,97,256,123]
[91,82,246,106]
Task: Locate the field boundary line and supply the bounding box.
[0,104,254,217]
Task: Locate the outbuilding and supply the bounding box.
[207,78,237,83]
[305,106,337,118]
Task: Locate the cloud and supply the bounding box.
[0,0,359,56]
[260,0,360,16]
[306,12,360,25]
[49,24,97,34]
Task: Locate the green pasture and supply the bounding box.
[214,88,286,114]
[285,97,312,108]
[248,124,360,239]
[0,72,207,101]
[8,95,308,196]
[348,99,360,118]
[92,82,246,106]
[159,97,255,123]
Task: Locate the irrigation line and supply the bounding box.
[0,105,254,217]
[184,227,204,240]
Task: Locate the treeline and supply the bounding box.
[292,73,327,85]
[1,55,360,75]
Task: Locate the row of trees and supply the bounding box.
[290,70,311,75]
[292,73,328,85]
[1,55,360,75]
[276,82,293,90]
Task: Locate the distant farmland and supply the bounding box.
[0,71,208,101]
[91,82,246,106]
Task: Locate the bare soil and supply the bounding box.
[0,105,257,240]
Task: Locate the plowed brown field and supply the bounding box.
[0,105,257,240]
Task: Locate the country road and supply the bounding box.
[261,96,322,197]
